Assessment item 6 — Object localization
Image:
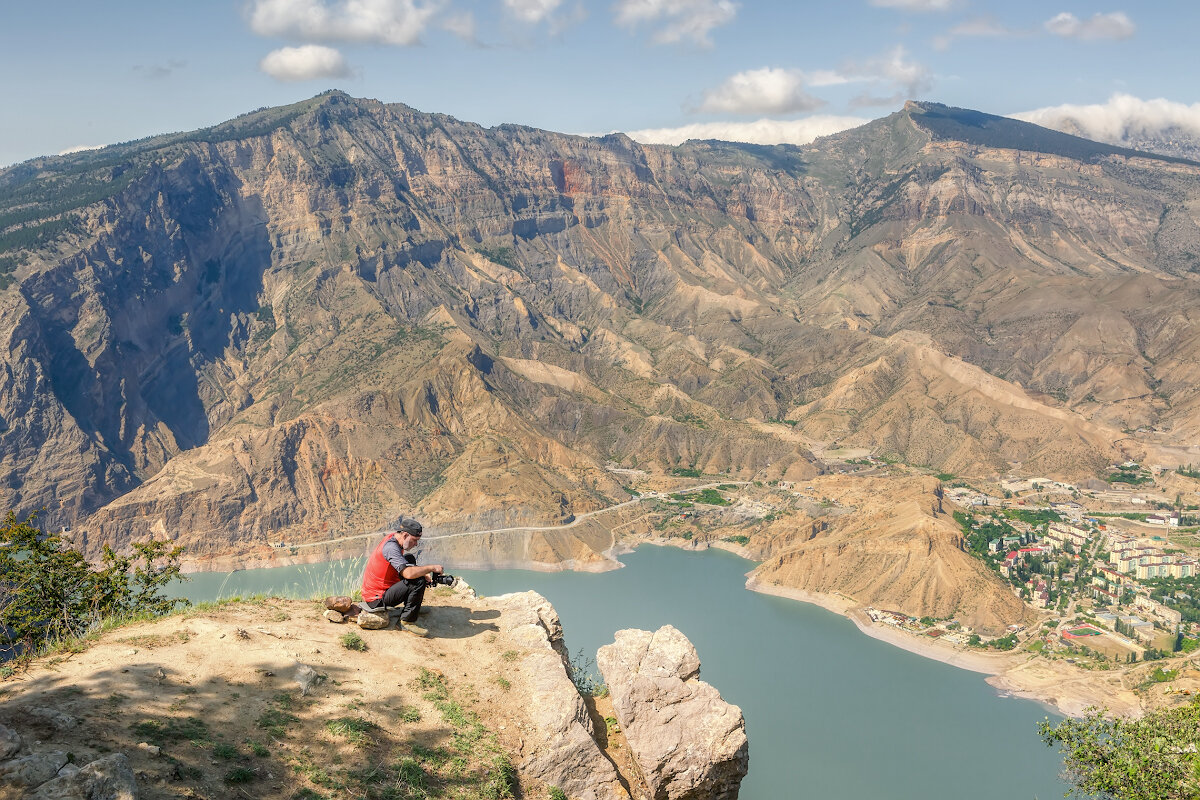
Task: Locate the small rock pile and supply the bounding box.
[322,595,391,629]
[0,719,138,800]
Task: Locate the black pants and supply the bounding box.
[366,579,425,622]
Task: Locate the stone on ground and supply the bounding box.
[324,596,355,613]
[26,753,138,800]
[357,608,389,630]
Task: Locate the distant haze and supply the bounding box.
[620,115,871,146]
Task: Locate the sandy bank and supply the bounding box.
[745,576,1147,718]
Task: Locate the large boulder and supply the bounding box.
[597,626,748,800]
[26,753,138,800]
[0,751,69,800]
[0,722,20,760]
[491,592,624,800]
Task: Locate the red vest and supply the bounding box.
[362,535,402,602]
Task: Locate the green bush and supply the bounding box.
[340,631,367,651]
[0,512,187,654]
[1041,698,1200,799]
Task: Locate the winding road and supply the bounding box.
[286,481,749,550]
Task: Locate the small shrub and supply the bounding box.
[213,742,239,759]
[492,675,511,690]
[246,739,270,757]
[548,788,568,800]
[340,631,367,652]
[501,650,519,662]
[223,766,255,785]
[567,649,608,698]
[399,706,422,724]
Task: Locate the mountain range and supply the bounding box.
[2,92,1199,578]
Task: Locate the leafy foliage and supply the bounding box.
[1040,699,1200,799]
[0,512,187,652]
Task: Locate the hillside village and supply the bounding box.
[920,463,1200,669]
[623,455,1200,678]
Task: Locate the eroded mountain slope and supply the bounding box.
[1,95,1198,557]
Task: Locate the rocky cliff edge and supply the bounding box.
[0,587,747,800]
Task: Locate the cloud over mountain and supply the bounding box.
[260,45,353,81]
[697,68,826,115]
[622,115,868,145]
[247,0,437,46]
[1015,94,1200,144]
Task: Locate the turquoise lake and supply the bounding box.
[175,544,1071,799]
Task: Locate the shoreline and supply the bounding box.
[178,535,1145,718]
[744,578,1017,676]
[744,576,1145,718]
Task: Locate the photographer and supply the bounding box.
[361,517,445,637]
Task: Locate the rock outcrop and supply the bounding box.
[597,626,748,800]
[0,721,137,800]
[491,591,626,800]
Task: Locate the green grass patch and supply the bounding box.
[340,631,368,651]
[324,716,375,745]
[130,716,209,745]
[257,707,299,739]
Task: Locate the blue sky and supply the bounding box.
[2,1,1198,166]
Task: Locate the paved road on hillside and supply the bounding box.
[286,481,749,550]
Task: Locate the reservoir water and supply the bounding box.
[175,545,1070,800]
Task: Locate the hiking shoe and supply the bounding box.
[400,621,429,637]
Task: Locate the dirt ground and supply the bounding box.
[0,590,641,799]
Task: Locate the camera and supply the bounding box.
[428,573,455,587]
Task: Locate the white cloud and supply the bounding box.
[697,68,825,115]
[868,0,955,10]
[836,45,931,106]
[504,0,562,23]
[622,115,869,146]
[1044,11,1135,40]
[933,15,1027,48]
[260,45,353,81]
[442,11,478,41]
[1014,94,1200,145]
[248,0,439,46]
[613,0,738,46]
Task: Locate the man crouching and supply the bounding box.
[361,517,444,637]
